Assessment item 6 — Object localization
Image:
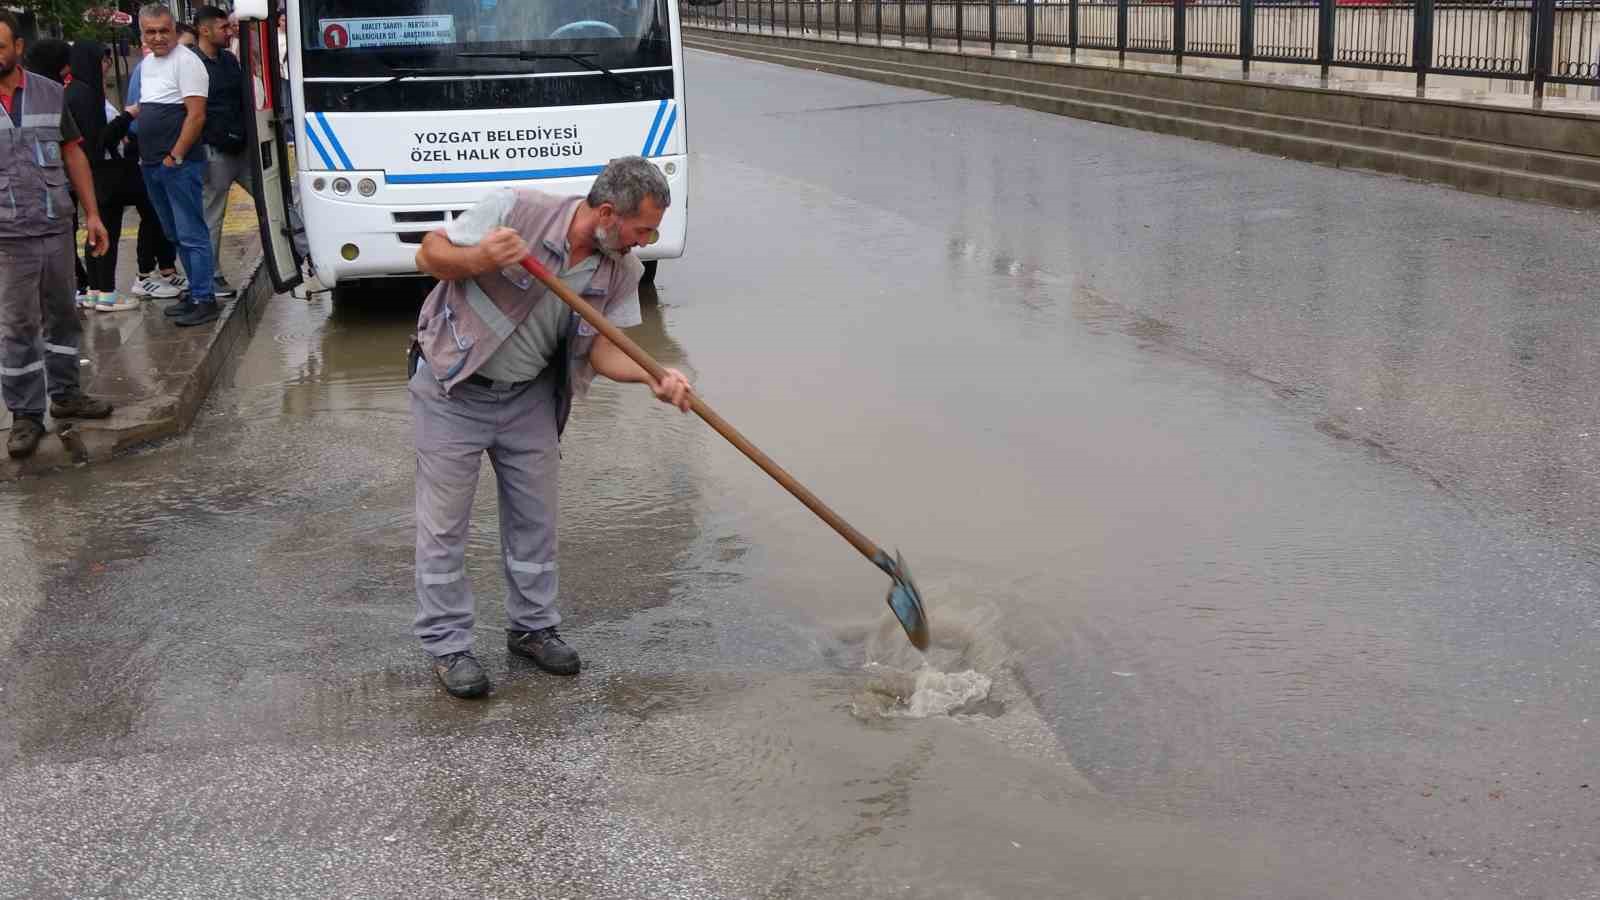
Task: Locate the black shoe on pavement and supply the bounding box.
[50,391,113,420]
[507,627,581,676]
[163,299,196,318]
[432,650,491,699]
[7,417,44,459]
[213,276,237,299]
[175,302,220,328]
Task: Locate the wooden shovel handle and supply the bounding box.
[520,255,884,564]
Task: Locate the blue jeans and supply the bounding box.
[142,159,215,302]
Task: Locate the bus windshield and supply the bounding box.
[299,0,672,78]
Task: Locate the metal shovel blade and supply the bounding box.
[878,550,930,651]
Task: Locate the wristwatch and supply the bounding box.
[166,152,184,164]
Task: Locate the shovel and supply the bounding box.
[520,255,930,651]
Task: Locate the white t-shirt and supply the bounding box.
[137,45,209,105]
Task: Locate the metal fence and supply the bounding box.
[686,0,1600,96]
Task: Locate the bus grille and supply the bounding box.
[393,210,465,244]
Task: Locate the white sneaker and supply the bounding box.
[94,291,139,312]
[162,272,190,293]
[131,275,181,299]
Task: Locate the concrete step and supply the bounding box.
[888,56,1600,185]
[686,32,1600,210]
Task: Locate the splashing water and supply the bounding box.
[857,662,994,718]
[842,587,1008,719]
[903,667,993,717]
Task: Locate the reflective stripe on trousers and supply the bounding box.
[0,232,81,419]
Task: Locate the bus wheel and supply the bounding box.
[641,260,658,286]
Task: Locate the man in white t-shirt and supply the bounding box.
[129,3,218,328]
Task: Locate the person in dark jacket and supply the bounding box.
[65,40,139,311]
[194,6,250,298]
[21,36,67,80]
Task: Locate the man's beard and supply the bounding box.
[594,223,627,253]
[0,60,16,78]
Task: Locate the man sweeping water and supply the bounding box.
[410,156,692,700]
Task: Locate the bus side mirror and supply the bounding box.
[234,0,269,22]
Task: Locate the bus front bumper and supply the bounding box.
[297,157,688,287]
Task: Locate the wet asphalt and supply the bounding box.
[3,48,1599,899]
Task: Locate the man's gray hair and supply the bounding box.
[587,156,671,216]
[138,3,174,22]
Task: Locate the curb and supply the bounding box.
[1,244,270,481]
[167,250,272,438]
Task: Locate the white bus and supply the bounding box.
[231,0,714,294]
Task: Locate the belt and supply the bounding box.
[411,344,539,391]
[463,372,537,390]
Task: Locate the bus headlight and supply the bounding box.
[313,177,327,192]
[341,243,360,260]
[663,162,677,176]
[357,178,378,197]
[332,177,352,195]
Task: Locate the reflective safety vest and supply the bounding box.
[0,73,75,239]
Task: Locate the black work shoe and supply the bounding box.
[7,417,44,459]
[50,391,113,420]
[213,276,238,299]
[432,651,491,699]
[507,627,581,676]
[163,299,196,318]
[175,302,221,328]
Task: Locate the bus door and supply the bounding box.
[237,0,305,292]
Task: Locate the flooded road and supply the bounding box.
[4,50,1600,898]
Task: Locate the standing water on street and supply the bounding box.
[4,33,1600,900]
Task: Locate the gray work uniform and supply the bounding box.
[410,189,643,657]
[0,71,84,422]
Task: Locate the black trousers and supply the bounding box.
[85,163,177,293]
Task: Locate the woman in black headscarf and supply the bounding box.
[64,40,113,173]
[64,40,131,309]
[68,39,175,310]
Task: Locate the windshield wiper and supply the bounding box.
[457,50,639,98]
[346,67,500,98]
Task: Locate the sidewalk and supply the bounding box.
[1,187,267,480]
